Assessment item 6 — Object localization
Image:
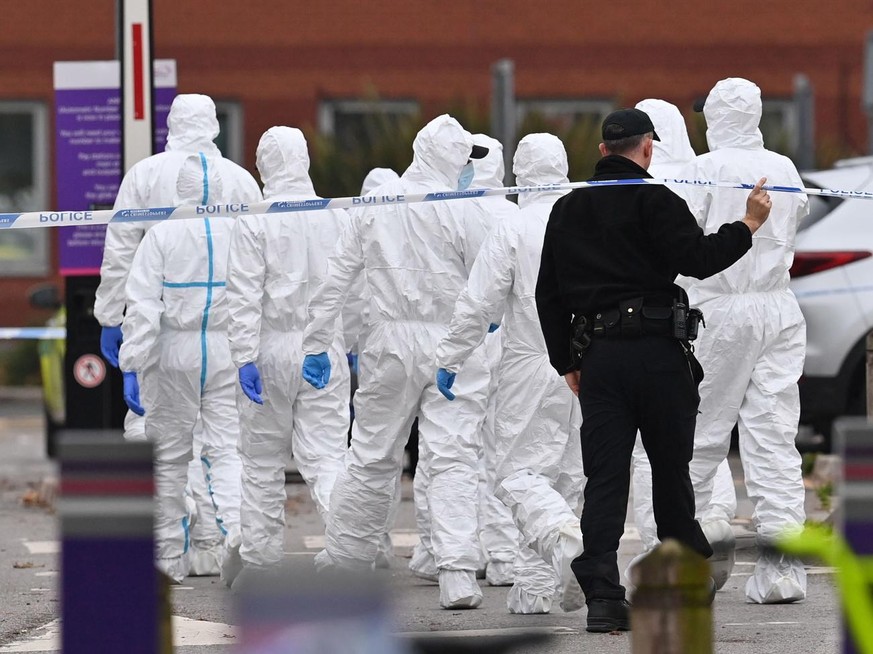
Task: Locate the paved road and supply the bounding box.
[0,393,841,653]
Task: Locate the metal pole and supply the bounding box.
[867,330,873,420]
[863,31,873,155]
[119,0,156,171]
[793,74,815,170]
[490,59,516,186]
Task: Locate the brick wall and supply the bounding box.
[0,0,871,326]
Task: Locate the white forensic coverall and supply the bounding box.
[303,115,492,609]
[225,127,350,576]
[408,134,520,586]
[436,133,586,614]
[682,78,808,604]
[357,167,402,570]
[628,99,738,588]
[119,154,243,583]
[95,94,261,575]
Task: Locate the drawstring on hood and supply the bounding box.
[256,126,316,199]
[166,94,221,155]
[702,78,765,152]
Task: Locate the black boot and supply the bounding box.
[586,598,631,633]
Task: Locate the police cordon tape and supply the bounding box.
[0,327,66,340]
[1,177,870,230]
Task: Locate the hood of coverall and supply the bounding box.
[512,133,569,209]
[256,126,317,199]
[404,114,476,190]
[361,167,400,195]
[176,153,224,205]
[166,94,221,154]
[635,99,696,169]
[702,78,765,152]
[471,134,505,189]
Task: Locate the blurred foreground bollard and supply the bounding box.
[836,417,873,654]
[235,565,409,654]
[630,539,713,654]
[59,431,168,654]
[235,563,552,654]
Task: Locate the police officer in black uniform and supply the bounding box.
[535,107,772,632]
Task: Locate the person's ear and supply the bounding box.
[599,142,609,157]
[643,137,654,159]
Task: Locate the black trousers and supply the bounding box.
[570,335,713,601]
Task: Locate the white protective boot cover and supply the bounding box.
[157,554,190,584]
[702,518,736,590]
[188,543,222,577]
[439,569,483,609]
[220,525,244,588]
[507,545,556,614]
[409,543,439,582]
[552,522,586,612]
[745,549,807,604]
[485,560,515,587]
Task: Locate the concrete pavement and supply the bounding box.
[0,392,842,653]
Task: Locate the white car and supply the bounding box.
[790,157,873,447]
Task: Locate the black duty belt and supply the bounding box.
[586,298,673,339]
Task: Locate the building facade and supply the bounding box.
[1,0,872,327]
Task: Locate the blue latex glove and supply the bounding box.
[239,362,263,405]
[123,371,145,416]
[347,352,359,375]
[100,325,124,368]
[302,352,331,389]
[436,368,457,401]
[488,323,500,333]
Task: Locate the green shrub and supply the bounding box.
[0,340,41,386]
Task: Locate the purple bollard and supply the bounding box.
[835,417,873,654]
[58,432,158,654]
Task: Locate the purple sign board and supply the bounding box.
[53,60,176,276]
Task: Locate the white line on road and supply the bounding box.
[0,620,58,653]
[0,616,237,652]
[395,626,578,639]
[33,572,56,577]
[304,529,421,550]
[21,541,59,555]
[723,622,800,627]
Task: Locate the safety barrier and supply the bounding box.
[0,178,868,231]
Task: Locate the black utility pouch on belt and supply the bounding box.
[618,297,644,337]
[571,315,591,367]
[686,308,705,341]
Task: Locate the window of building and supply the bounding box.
[0,101,49,277]
[516,99,614,134]
[215,101,244,165]
[318,99,419,151]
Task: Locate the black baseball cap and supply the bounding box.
[601,108,660,141]
[470,144,489,159]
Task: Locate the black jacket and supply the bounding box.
[536,154,753,375]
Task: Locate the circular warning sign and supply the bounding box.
[73,354,106,389]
